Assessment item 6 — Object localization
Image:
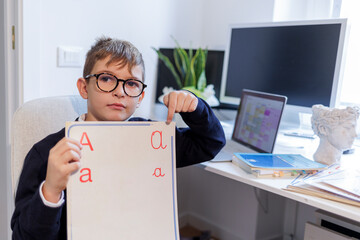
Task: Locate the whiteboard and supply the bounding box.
[66,121,178,240]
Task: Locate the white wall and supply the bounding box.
[201,0,276,49]
[273,0,335,21]
[23,0,278,118]
[23,0,205,118]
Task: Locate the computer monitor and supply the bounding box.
[220,19,347,112]
[155,48,224,104]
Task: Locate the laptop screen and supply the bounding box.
[232,89,287,153]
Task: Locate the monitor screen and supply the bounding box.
[220,19,347,110]
[232,89,287,153]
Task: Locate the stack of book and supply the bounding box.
[232,153,327,178]
[285,164,360,207]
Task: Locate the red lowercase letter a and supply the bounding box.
[151,131,167,149]
[80,132,94,151]
[80,168,93,183]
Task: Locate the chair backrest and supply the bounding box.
[11,95,87,196]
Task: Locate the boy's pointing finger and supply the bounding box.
[164,93,177,124]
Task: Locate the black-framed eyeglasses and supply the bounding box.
[85,72,147,97]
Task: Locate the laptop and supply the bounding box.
[211,89,287,162]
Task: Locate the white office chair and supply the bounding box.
[11,95,87,197]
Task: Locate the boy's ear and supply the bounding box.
[77,78,88,99]
[136,91,145,108]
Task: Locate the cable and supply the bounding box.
[213,108,236,121]
[288,201,299,240]
[253,187,269,214]
[253,188,301,240]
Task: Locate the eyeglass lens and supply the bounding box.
[97,73,144,97]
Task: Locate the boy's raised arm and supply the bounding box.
[162,90,226,168]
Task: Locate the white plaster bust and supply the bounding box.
[311,104,359,165]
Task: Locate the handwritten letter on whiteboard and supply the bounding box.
[66,121,179,240]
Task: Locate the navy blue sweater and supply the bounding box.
[11,99,225,240]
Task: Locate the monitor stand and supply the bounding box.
[283,112,315,139]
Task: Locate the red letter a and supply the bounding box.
[80,132,94,151]
[80,168,93,183]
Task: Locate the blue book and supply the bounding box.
[232,153,327,173]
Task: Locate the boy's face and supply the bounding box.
[77,56,145,121]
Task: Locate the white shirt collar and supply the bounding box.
[78,113,86,122]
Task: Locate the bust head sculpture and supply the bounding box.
[311,104,359,165]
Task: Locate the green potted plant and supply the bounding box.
[152,37,219,106]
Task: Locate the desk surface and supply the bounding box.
[203,126,360,223]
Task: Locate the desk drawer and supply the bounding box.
[304,222,354,240]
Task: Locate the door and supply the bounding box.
[1,0,22,239]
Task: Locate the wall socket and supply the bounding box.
[57,46,83,67]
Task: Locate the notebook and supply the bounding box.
[211,89,287,162]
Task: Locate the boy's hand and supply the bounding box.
[163,90,198,124]
[43,137,82,203]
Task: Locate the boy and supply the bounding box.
[11,37,225,240]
